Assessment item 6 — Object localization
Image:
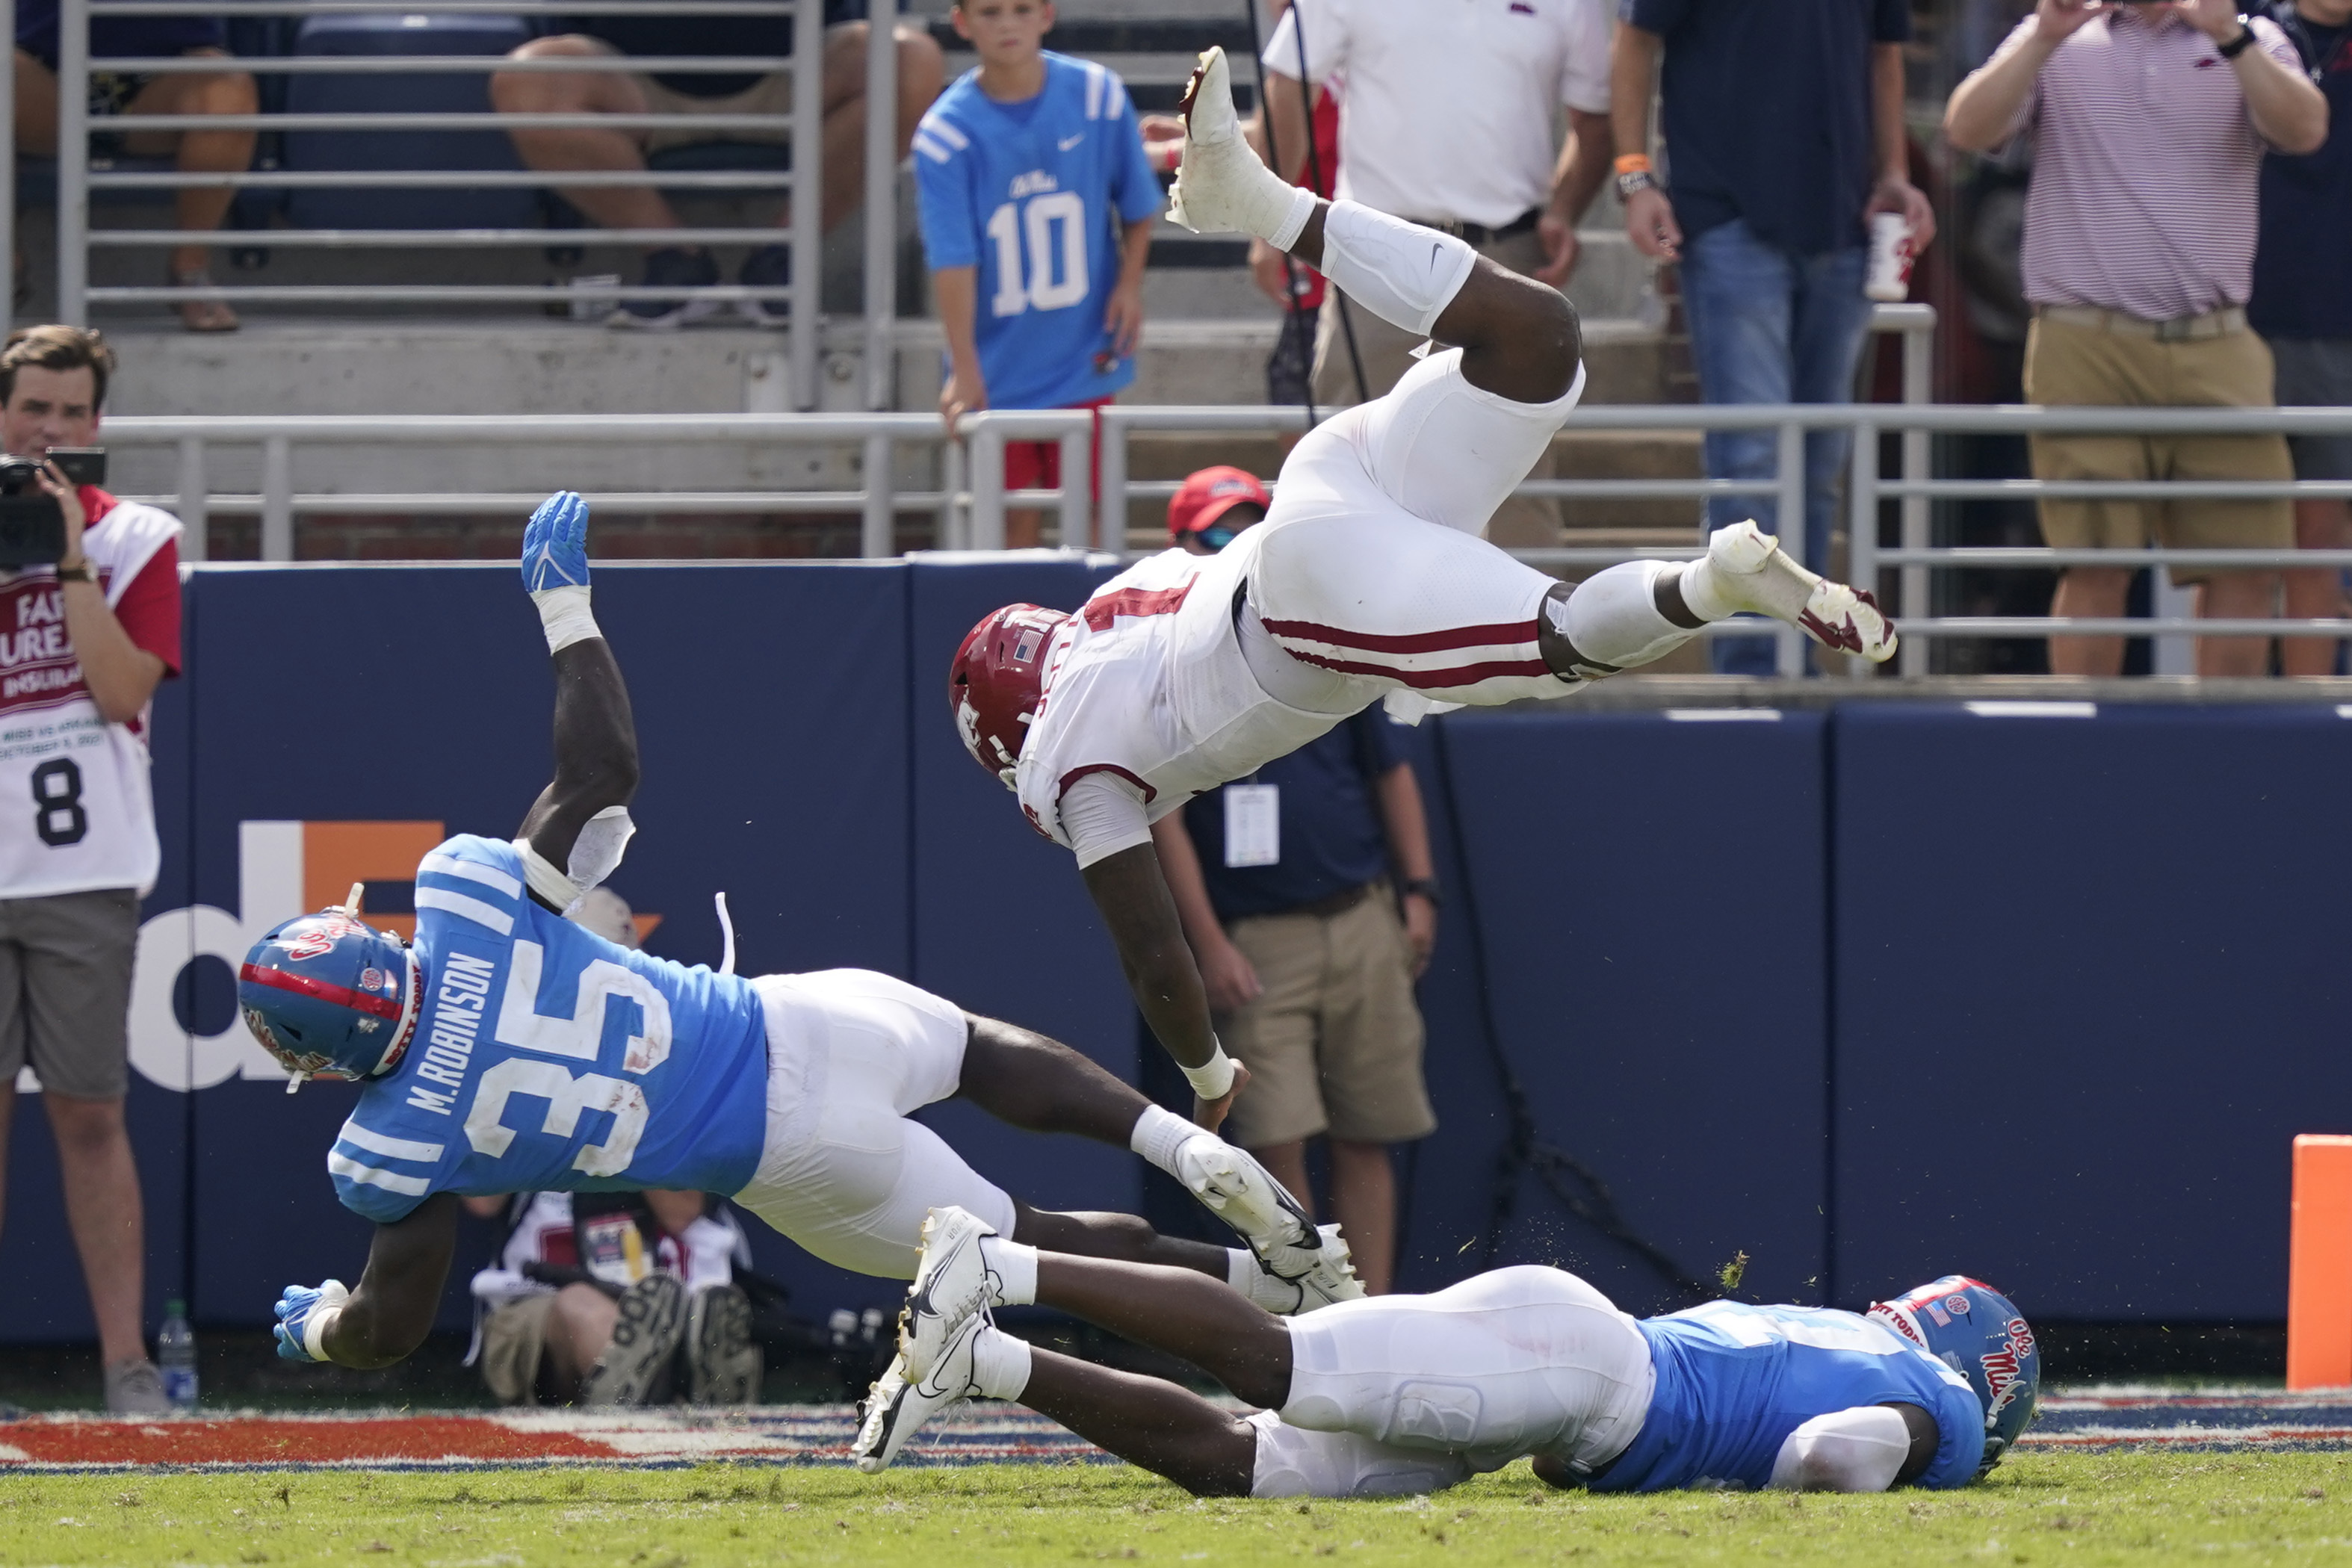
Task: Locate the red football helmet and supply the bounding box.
[950,604,1071,790]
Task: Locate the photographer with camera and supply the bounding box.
[0,325,184,1414]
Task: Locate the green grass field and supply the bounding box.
[8,1451,2352,1566]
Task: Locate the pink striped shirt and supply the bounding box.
[1993,9,2302,320]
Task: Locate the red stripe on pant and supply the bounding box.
[1258,615,1538,656]
[1281,645,1553,690]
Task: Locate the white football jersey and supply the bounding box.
[1015,533,1346,860]
[0,498,180,899]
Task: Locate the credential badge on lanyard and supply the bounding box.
[1224,781,1280,868]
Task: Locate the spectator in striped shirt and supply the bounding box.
[1947,0,2328,678]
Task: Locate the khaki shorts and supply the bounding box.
[479,1292,558,1406]
[1310,223,1560,549]
[0,887,140,1100]
[575,37,795,154]
[2024,313,2294,583]
[1219,887,1436,1150]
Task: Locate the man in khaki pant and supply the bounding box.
[1946,0,2328,676]
[1147,469,1441,1296]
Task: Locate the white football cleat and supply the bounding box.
[1703,520,1897,665]
[1168,47,1313,244]
[899,1205,1000,1383]
[850,1309,986,1474]
[1173,1135,1364,1310]
[1257,1223,1365,1312]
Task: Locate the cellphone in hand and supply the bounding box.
[48,447,107,487]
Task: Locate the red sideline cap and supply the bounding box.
[1167,465,1271,543]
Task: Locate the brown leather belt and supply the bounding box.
[2037,304,2248,343]
[1288,878,1382,920]
[1403,208,1541,248]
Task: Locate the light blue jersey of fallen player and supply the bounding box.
[325,834,770,1224]
[1599,1300,1989,1492]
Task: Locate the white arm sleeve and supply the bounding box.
[1767,1406,1914,1493]
[1061,770,1156,869]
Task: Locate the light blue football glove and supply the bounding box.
[522,490,590,594]
[273,1278,349,1363]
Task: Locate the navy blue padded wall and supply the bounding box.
[1832,702,2352,1320]
[1408,709,1829,1318]
[906,556,1131,1229]
[177,563,910,1327]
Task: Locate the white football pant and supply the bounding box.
[1250,1265,1656,1499]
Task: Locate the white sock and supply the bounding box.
[1553,561,1700,670]
[1316,200,1479,338]
[1678,524,1813,624]
[1226,1247,1260,1294]
[970,1325,1033,1401]
[1129,1103,1195,1177]
[977,1236,1039,1307]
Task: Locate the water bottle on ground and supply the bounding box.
[158,1301,198,1412]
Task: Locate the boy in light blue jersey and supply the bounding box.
[858,1206,2040,1497]
[250,493,1375,1379]
[915,0,1160,545]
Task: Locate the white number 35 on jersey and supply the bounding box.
[463,941,674,1178]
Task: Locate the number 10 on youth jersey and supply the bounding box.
[913,53,1165,412]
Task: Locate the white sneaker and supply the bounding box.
[1257,1223,1365,1312]
[1175,1135,1308,1245]
[1703,520,1897,664]
[850,1310,985,1474]
[900,1205,1000,1382]
[1169,47,1310,243]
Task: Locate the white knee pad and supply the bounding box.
[1318,200,1479,338]
[1550,562,1698,673]
[1247,1411,1470,1500]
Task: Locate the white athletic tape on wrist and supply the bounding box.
[303,1302,343,1362]
[1182,1044,1237,1101]
[533,583,600,654]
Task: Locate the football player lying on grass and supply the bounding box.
[857,1204,2040,1498]
[947,49,1896,1161]
[254,493,1362,1387]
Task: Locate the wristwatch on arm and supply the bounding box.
[2217,19,2258,58]
[1402,877,1443,907]
[55,559,96,584]
[1613,152,1659,203]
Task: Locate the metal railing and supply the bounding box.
[40,0,912,409]
[1845,402,2352,678]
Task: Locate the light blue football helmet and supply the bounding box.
[1870,1274,2041,1477]
[237,884,421,1088]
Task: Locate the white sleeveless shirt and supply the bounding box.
[0,493,182,899]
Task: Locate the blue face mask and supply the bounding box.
[1187,523,1241,553]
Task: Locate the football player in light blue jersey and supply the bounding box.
[250,494,1370,1378]
[857,1206,2039,1498]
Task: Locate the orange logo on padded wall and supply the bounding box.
[129,822,445,1090]
[122,820,662,1092]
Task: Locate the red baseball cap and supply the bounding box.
[1167,465,1272,545]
